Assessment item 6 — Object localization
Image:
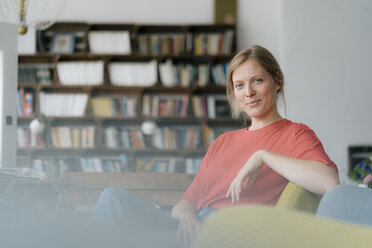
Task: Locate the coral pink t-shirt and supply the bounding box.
[182,119,338,212]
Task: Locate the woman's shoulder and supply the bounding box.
[284,119,318,138]
[284,119,310,129]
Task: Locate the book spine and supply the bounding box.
[24,92,33,116]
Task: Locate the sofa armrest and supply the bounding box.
[276,182,322,213]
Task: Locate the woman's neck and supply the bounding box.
[249,112,283,131]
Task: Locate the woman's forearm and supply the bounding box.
[171,200,198,220]
[258,150,340,195]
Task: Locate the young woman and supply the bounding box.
[171,45,339,246]
[91,45,339,248]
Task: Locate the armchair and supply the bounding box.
[275,181,321,213]
[196,184,372,248]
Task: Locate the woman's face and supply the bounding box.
[232,60,280,121]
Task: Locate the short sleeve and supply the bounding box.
[291,125,338,173]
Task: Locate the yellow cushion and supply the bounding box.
[196,205,372,248]
[276,182,321,213]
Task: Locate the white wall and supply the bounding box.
[237,0,280,58]
[57,0,214,24]
[280,0,372,183]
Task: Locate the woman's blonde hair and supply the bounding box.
[226,45,286,125]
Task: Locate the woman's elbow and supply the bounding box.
[323,178,339,193]
[321,170,340,194]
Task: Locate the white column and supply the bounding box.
[0,22,17,168]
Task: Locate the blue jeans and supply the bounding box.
[196,206,217,220]
[91,187,216,231]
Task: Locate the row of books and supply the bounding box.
[192,95,231,119]
[18,64,53,84]
[30,155,202,177]
[38,27,234,56]
[159,59,209,87]
[88,31,132,54]
[44,60,225,86]
[153,127,202,150]
[202,125,237,146]
[32,159,56,177]
[39,92,88,117]
[142,94,189,117]
[136,31,234,56]
[17,88,34,117]
[32,156,128,177]
[21,92,229,118]
[17,124,235,149]
[39,30,86,53]
[90,96,137,117]
[135,157,184,173]
[50,126,95,148]
[79,157,127,173]
[185,158,203,174]
[211,64,227,86]
[108,60,158,86]
[104,126,202,150]
[104,127,146,149]
[17,127,45,148]
[57,61,105,85]
[137,34,186,55]
[192,30,234,55]
[135,157,202,174]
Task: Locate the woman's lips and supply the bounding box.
[246,99,261,106]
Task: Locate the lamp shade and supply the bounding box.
[0,0,67,34]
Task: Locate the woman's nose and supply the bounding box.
[244,83,255,97]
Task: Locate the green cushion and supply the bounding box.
[276,182,322,213]
[196,205,372,248]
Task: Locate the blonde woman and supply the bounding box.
[92,45,339,248]
[172,45,339,246]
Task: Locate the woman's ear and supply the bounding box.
[276,84,281,93]
[275,70,283,93]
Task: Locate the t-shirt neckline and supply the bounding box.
[245,118,288,134]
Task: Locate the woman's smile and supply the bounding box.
[246,99,261,106]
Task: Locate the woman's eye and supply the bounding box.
[235,83,243,89]
[254,78,263,83]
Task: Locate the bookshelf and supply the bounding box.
[17,22,243,177]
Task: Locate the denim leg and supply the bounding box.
[197,206,217,221]
[90,187,179,231]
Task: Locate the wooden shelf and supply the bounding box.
[19,53,234,60]
[16,22,238,177]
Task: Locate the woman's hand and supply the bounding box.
[226,150,264,203]
[172,200,201,248]
[177,215,201,248]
